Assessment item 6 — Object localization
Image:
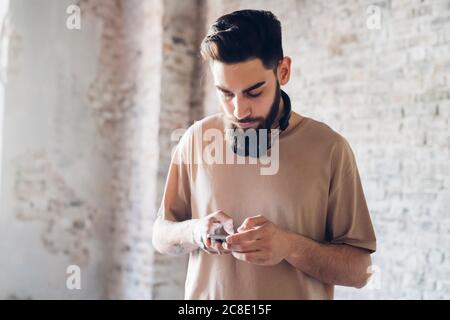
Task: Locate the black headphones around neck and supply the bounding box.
[278,89,292,131]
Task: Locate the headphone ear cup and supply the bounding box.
[279,90,292,131]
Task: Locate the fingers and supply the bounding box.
[211,240,233,254]
[200,238,224,255]
[199,210,267,254]
[210,238,222,252]
[204,239,232,255]
[197,212,272,259]
[226,225,266,244]
[203,233,220,253]
[201,219,221,250]
[203,210,234,255]
[222,240,262,253]
[231,251,268,264]
[203,221,231,254]
[237,215,267,232]
[197,223,219,254]
[211,210,235,235]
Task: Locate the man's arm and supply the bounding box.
[152,216,199,255]
[225,215,373,289]
[284,231,373,289]
[152,210,236,255]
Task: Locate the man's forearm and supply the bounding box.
[284,232,372,288]
[152,217,199,255]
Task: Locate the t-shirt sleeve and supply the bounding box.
[156,128,192,222]
[325,135,377,253]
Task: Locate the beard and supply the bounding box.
[224,81,291,158]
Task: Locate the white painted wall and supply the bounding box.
[0,0,9,211]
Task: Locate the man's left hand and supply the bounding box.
[223,215,292,266]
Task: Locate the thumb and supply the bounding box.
[222,220,235,235]
[237,224,251,233]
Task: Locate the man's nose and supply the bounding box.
[232,96,251,120]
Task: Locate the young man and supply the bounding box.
[152,9,376,299]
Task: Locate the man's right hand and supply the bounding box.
[192,210,235,255]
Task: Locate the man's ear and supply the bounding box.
[277,56,292,86]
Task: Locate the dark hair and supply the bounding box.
[200,9,284,72]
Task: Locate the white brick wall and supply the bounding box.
[201,0,450,299]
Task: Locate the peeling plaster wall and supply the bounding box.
[0,0,108,299]
[79,0,163,300]
[153,0,204,300]
[0,0,164,299]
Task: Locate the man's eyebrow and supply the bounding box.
[215,81,266,93]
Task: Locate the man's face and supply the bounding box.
[211,58,282,135]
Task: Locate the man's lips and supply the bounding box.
[234,121,258,129]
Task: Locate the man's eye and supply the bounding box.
[247,91,262,98]
[222,91,234,98]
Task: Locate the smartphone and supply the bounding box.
[207,234,228,243]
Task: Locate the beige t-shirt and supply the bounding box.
[157,112,377,300]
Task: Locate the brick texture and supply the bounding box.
[203,0,450,299]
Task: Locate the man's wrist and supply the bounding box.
[283,230,307,262]
[189,219,203,249]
